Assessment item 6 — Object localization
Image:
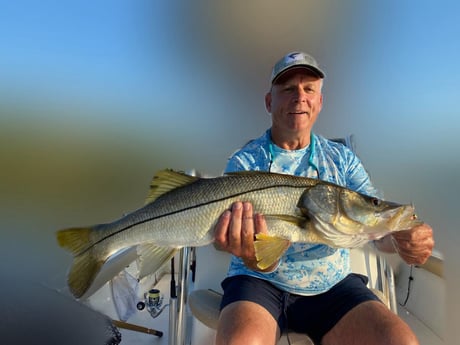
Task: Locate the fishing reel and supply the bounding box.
[136,288,168,318]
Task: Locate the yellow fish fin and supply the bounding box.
[254,233,290,270]
[56,226,107,298]
[56,226,93,254]
[137,244,178,279]
[68,251,105,299]
[145,169,200,205]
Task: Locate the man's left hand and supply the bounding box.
[390,223,434,265]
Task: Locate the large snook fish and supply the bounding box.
[57,170,421,298]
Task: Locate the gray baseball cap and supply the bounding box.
[270,52,325,84]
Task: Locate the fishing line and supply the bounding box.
[400,265,414,307]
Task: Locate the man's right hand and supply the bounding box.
[214,201,277,271]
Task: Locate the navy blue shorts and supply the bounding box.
[220,273,381,344]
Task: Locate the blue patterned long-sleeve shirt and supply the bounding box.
[223,129,381,295]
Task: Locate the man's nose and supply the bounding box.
[293,88,308,102]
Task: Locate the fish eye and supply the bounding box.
[371,198,381,206]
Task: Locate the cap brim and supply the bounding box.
[272,65,324,84]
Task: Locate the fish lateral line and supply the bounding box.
[62,183,312,257]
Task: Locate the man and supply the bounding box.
[213,52,434,345]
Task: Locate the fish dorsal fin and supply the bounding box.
[145,169,199,205]
[254,233,290,270]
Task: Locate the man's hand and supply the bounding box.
[214,201,276,271]
[376,223,434,265]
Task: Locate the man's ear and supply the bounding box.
[265,92,272,113]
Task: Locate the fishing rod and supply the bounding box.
[169,256,178,345]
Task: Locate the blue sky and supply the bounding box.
[1,1,459,133]
[1,1,156,110]
[2,0,460,226]
[1,1,459,189]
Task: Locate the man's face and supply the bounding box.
[266,69,323,136]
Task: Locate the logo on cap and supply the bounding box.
[287,52,304,61]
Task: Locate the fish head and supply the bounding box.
[297,184,421,238]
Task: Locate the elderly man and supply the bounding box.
[214,51,434,345]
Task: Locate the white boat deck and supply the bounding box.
[84,244,446,345]
[397,305,444,345]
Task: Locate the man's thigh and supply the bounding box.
[220,275,287,327]
[287,273,380,344]
[217,275,284,345]
[216,301,280,345]
[322,301,418,345]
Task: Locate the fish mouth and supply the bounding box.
[385,204,420,230]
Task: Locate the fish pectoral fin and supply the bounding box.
[136,244,178,279]
[254,233,290,270]
[264,214,309,227]
[145,169,200,205]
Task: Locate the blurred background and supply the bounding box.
[1,0,459,343]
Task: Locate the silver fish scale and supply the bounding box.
[93,173,321,253]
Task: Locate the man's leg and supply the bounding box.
[322,300,419,345]
[215,300,280,345]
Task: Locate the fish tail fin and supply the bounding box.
[56,226,105,298]
[254,233,290,270]
[68,250,105,298]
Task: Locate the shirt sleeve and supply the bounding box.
[224,155,247,173]
[345,150,383,198]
